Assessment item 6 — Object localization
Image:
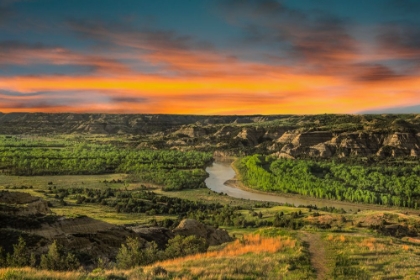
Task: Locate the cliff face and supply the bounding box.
[173,125,208,138]
[275,130,420,158]
[236,127,266,146]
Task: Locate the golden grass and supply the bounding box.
[0,267,84,280]
[155,234,295,267]
[326,234,347,243]
[324,233,420,279]
[360,237,378,251]
[136,233,311,280]
[403,237,420,244]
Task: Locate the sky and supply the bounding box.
[1,0,420,114]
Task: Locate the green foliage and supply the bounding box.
[0,246,5,267]
[331,253,369,279]
[0,139,212,190]
[6,237,29,267]
[165,235,208,259]
[116,237,160,269]
[39,240,80,271]
[116,235,208,269]
[238,155,420,208]
[50,187,225,217]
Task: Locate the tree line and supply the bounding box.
[237,155,420,208]
[0,234,208,271]
[0,140,212,190]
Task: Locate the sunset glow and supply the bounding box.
[1,0,420,114]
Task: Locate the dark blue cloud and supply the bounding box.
[110,96,147,103]
[352,63,401,82]
[0,90,47,97]
[219,0,357,72]
[0,6,13,25]
[360,104,420,114]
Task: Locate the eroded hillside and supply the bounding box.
[2,113,419,158]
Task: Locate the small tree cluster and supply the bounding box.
[40,240,80,271]
[116,235,208,269]
[116,237,160,269]
[0,237,80,271]
[164,235,208,259]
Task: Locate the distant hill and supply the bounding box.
[1,112,420,158]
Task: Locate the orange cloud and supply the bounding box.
[1,70,420,114]
[1,20,420,114]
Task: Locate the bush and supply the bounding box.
[40,240,80,271]
[116,237,159,269]
[165,235,208,259]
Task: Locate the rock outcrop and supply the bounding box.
[273,130,420,158]
[291,131,333,147]
[28,215,140,261]
[130,226,174,249]
[173,125,208,138]
[235,127,266,146]
[0,191,51,215]
[214,126,239,139]
[173,219,232,246]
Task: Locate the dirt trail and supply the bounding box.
[300,232,328,280]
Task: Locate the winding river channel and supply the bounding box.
[204,160,404,212]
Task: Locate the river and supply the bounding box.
[204,161,397,212]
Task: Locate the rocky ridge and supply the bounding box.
[1,113,420,158]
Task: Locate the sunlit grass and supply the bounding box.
[0,267,84,280]
[140,232,314,279]
[322,232,420,279]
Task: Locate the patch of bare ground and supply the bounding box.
[300,232,328,280]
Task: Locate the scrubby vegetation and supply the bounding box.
[0,237,79,271]
[115,235,208,269]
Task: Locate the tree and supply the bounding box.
[40,240,80,271]
[116,237,161,269]
[165,235,208,259]
[40,240,61,270]
[0,247,5,267]
[64,252,80,270]
[7,236,29,267]
[30,252,37,267]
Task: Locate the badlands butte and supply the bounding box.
[1,112,420,158]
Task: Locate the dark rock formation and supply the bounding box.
[0,191,51,215]
[130,226,174,249]
[173,219,232,246]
